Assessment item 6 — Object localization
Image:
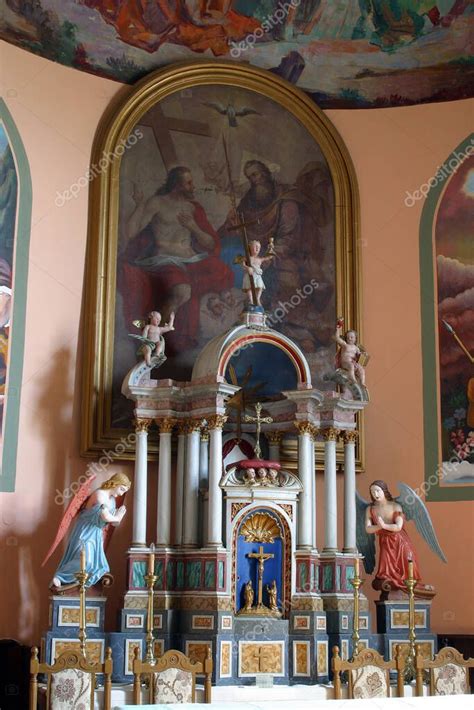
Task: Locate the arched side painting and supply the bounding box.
[82,62,361,460]
[421,134,474,501]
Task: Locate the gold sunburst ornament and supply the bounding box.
[240,513,281,543]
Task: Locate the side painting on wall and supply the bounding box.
[421,135,474,501]
[1,1,473,108]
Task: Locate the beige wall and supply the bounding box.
[0,41,472,644]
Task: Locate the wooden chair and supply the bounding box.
[415,645,474,696]
[29,646,112,710]
[132,647,212,704]
[332,645,405,700]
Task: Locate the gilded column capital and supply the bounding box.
[134,418,153,433]
[294,421,314,436]
[186,417,204,433]
[310,426,320,440]
[322,427,341,442]
[266,431,284,445]
[156,417,176,434]
[176,420,188,435]
[207,414,228,430]
[200,425,210,442]
[342,430,359,444]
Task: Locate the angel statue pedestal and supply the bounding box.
[375,597,437,663]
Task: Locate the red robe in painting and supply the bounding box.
[82,1,261,55]
[119,200,233,352]
[372,509,421,590]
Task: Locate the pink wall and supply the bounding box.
[0,41,472,644]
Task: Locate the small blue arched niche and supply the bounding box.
[226,340,298,398]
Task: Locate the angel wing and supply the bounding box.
[132,319,146,330]
[235,107,261,117]
[356,491,376,574]
[395,482,447,563]
[42,474,97,567]
[202,101,227,115]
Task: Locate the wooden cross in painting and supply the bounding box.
[138,104,213,169]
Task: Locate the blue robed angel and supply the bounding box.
[42,472,131,589]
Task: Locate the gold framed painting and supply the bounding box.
[81,60,363,466]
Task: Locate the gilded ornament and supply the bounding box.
[134,418,152,433]
[240,513,281,543]
[322,427,341,442]
[342,430,359,444]
[157,417,176,433]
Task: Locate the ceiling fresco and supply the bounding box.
[1,0,473,108]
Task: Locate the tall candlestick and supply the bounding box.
[148,543,155,575]
[349,557,363,660]
[354,557,359,578]
[145,543,157,665]
[408,559,414,580]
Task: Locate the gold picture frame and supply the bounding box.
[81,60,363,466]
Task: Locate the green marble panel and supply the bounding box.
[176,561,184,589]
[132,560,147,589]
[298,562,307,591]
[155,560,164,589]
[335,564,341,591]
[218,560,225,588]
[186,561,202,589]
[322,564,333,592]
[204,561,215,588]
[346,565,355,588]
[166,560,174,589]
[310,563,315,590]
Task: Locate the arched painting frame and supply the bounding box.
[81,61,362,462]
[420,134,474,501]
[0,99,32,492]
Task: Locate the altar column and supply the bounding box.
[323,427,340,553]
[174,422,187,546]
[296,421,313,550]
[266,431,283,462]
[132,418,152,547]
[200,424,210,545]
[343,430,358,553]
[311,427,319,551]
[182,419,202,547]
[206,415,227,548]
[156,418,175,547]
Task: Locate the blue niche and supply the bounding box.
[236,509,284,612]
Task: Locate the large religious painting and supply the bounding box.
[81,61,361,459]
[420,134,474,501]
[1,1,473,109]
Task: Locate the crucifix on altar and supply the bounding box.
[244,402,273,459]
[247,545,275,615]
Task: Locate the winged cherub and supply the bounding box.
[201,100,261,127]
[356,480,446,596]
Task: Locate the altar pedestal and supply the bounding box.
[375,599,437,661]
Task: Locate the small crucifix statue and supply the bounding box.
[244,402,273,459]
[248,545,274,612]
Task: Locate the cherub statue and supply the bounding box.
[243,580,254,611]
[356,480,447,596]
[42,472,131,590]
[257,467,270,485]
[334,318,368,386]
[129,310,175,366]
[243,467,257,485]
[241,240,274,307]
[266,579,279,612]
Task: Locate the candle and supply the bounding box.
[408,559,413,580]
[80,545,86,573]
[354,557,360,578]
[148,543,155,575]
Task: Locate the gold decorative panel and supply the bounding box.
[391,641,433,660]
[240,642,283,675]
[154,639,164,658]
[391,610,426,628]
[186,641,212,666]
[52,640,103,665]
[294,641,310,676]
[294,615,310,630]
[126,640,142,674]
[192,615,214,630]
[220,641,232,677]
[59,606,99,626]
[317,641,328,676]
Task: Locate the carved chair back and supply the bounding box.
[132,647,212,704]
[415,645,474,696]
[29,646,112,710]
[332,645,405,700]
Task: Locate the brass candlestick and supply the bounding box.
[144,544,157,665]
[404,559,417,682]
[349,557,363,660]
[74,545,90,658]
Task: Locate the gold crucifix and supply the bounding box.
[244,402,273,459]
[248,545,274,610]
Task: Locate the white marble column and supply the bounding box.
[323,428,340,553]
[174,422,187,546]
[266,431,282,462]
[206,415,226,548]
[311,427,318,551]
[343,430,358,553]
[199,425,210,489]
[296,422,313,550]
[182,419,201,547]
[132,418,152,547]
[156,418,175,547]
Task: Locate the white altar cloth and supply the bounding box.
[113,694,472,710]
